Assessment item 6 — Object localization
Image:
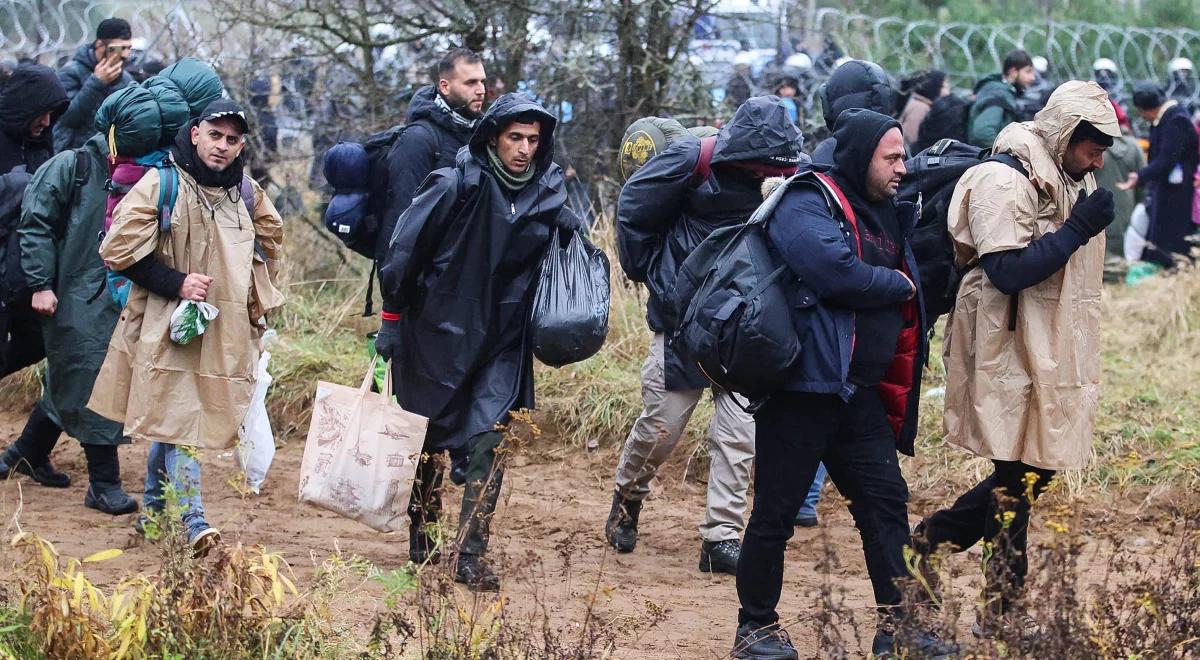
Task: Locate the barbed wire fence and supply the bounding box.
[4,0,1200,237]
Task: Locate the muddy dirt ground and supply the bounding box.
[0,408,1179,658]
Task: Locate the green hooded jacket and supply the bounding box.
[18,133,124,445]
[967,74,1020,149]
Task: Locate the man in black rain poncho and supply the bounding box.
[608,97,808,575]
[376,94,579,592]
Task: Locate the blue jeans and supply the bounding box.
[144,442,209,541]
[798,463,827,518]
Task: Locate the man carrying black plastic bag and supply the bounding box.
[377,93,580,591]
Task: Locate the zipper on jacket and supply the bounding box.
[511,202,516,215]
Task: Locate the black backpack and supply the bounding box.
[672,171,852,406]
[914,94,971,152]
[322,120,443,259]
[0,150,89,304]
[898,139,1027,322]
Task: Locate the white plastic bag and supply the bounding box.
[169,300,219,345]
[237,349,275,494]
[1124,202,1149,262]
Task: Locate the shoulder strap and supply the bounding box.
[985,152,1029,178]
[689,136,718,187]
[812,172,862,258]
[980,152,1027,331]
[155,161,178,233]
[70,148,90,210]
[240,175,255,218]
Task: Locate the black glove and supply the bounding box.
[375,318,400,361]
[1065,188,1116,238]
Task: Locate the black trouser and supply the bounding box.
[408,430,506,557]
[737,388,911,627]
[7,401,62,466]
[913,459,1056,613]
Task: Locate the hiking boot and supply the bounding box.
[699,539,741,575]
[972,610,1042,640]
[454,553,500,592]
[409,519,441,565]
[84,483,138,515]
[732,622,798,659]
[0,448,70,488]
[871,626,959,659]
[190,526,222,559]
[604,491,641,553]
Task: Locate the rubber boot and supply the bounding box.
[0,403,69,487]
[82,444,138,515]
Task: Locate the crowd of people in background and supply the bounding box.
[1,14,1199,660]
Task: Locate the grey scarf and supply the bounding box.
[435,93,478,130]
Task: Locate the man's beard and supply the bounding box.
[445,93,480,119]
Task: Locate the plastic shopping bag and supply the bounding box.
[530,228,611,367]
[237,349,276,494]
[169,300,219,345]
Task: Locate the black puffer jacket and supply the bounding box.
[617,96,805,390]
[377,85,476,260]
[379,93,577,452]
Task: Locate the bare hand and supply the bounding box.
[31,290,58,316]
[1116,172,1138,191]
[93,56,123,85]
[896,270,916,300]
[179,274,214,302]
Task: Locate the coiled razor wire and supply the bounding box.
[4,1,1198,89]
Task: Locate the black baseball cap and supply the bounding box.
[197,98,250,134]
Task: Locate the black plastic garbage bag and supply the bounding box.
[531,228,611,367]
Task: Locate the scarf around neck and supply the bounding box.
[170,121,245,189]
[487,144,536,191]
[435,93,479,130]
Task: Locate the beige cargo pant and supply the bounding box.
[613,334,755,543]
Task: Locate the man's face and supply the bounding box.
[190,118,246,172]
[438,60,486,117]
[1063,139,1108,182]
[25,111,52,139]
[1008,65,1036,90]
[492,120,540,175]
[865,127,907,201]
[1137,107,1158,122]
[94,38,133,65]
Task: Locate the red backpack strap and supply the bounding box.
[689,135,718,187]
[812,172,862,258]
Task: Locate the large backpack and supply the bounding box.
[322,120,444,259]
[618,116,719,183]
[96,152,254,308]
[897,138,1028,323]
[672,170,852,406]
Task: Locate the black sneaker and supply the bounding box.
[871,627,959,659]
[454,553,500,592]
[84,483,138,515]
[793,511,818,527]
[699,539,741,575]
[0,450,70,488]
[604,491,641,553]
[409,519,441,565]
[732,622,798,660]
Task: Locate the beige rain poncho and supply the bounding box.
[88,167,285,449]
[942,81,1120,471]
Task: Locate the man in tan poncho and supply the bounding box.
[912,81,1119,637]
[89,99,284,555]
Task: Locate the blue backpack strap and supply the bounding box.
[241,175,269,262]
[155,161,178,233]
